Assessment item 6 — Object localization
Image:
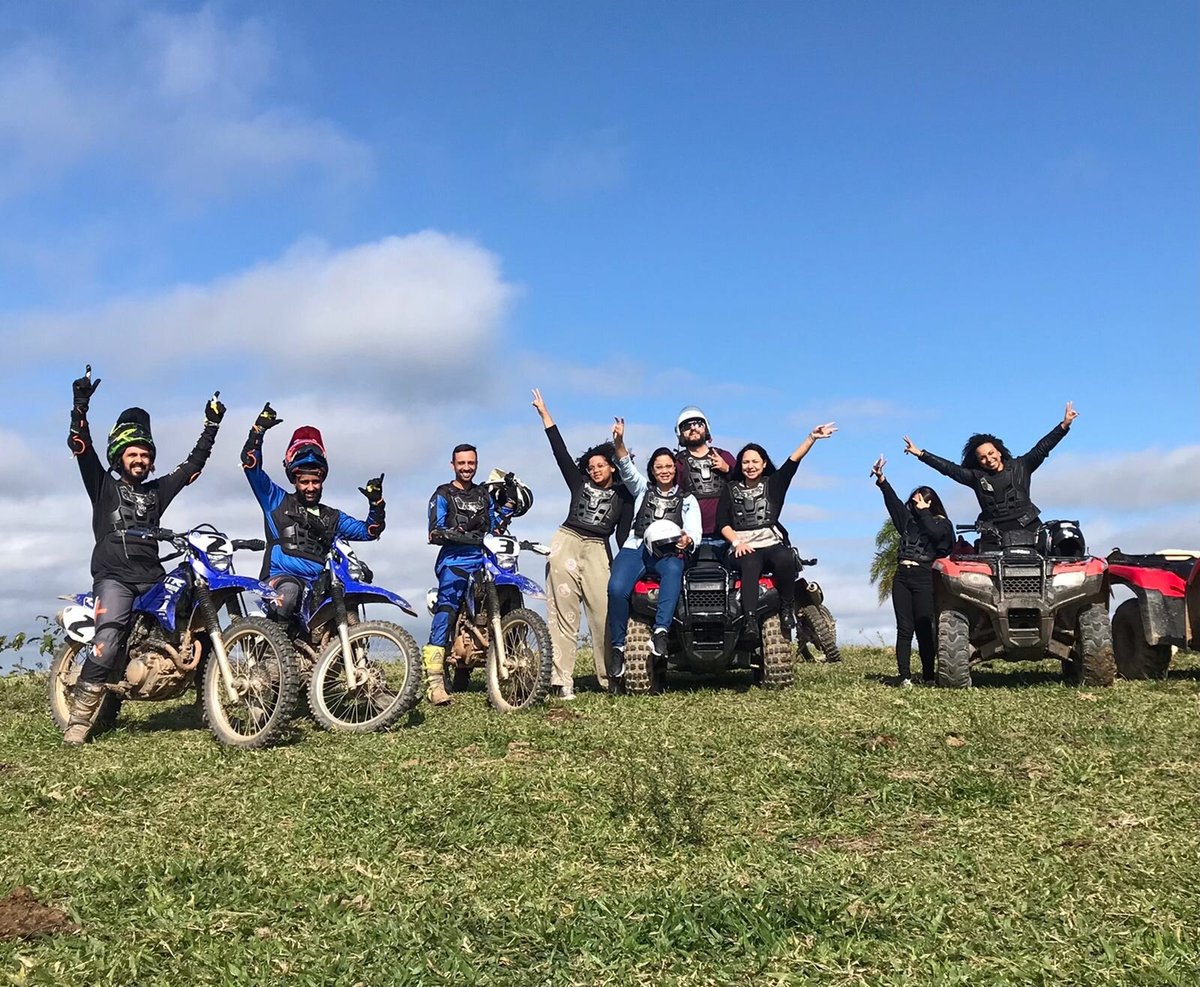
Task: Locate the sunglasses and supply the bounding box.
[681,419,706,431]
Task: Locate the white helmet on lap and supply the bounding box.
[675,406,711,442]
[643,519,685,558]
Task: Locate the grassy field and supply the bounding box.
[2,647,1199,986]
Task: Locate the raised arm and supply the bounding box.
[69,366,105,500]
[158,392,224,504]
[787,422,837,463]
[906,435,975,486]
[612,417,647,497]
[1022,402,1076,471]
[531,387,554,429]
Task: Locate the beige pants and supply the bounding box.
[546,526,611,688]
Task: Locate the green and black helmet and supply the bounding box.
[107,407,156,467]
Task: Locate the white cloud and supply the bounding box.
[0,5,370,204]
[1036,446,1200,512]
[8,232,517,388]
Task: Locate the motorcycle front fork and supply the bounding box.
[332,581,358,689]
[196,581,240,705]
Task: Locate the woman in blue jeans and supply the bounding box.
[607,419,702,676]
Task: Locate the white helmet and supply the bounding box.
[675,406,711,441]
[643,519,685,558]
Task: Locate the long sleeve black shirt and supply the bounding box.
[544,425,633,546]
[879,479,955,564]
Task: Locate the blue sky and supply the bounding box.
[1,0,1197,647]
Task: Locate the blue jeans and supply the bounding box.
[607,546,685,648]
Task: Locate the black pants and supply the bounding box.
[266,576,305,621]
[732,545,797,618]
[892,564,935,681]
[80,577,156,684]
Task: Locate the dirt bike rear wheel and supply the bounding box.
[1111,598,1171,680]
[486,608,553,712]
[936,609,972,688]
[47,640,122,736]
[623,619,661,696]
[203,617,299,748]
[309,620,420,732]
[797,604,841,663]
[758,613,795,688]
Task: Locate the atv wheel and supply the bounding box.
[624,619,661,696]
[797,604,841,663]
[1111,598,1171,680]
[1066,602,1115,687]
[47,640,122,736]
[757,614,795,688]
[936,609,972,688]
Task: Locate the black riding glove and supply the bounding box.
[502,472,519,506]
[241,402,281,469]
[205,393,226,426]
[359,473,385,506]
[72,365,101,411]
[255,402,282,432]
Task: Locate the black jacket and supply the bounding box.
[879,479,954,564]
[919,423,1069,530]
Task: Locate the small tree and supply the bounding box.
[868,520,899,605]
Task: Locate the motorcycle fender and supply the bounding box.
[344,589,419,617]
[492,569,545,601]
[207,570,282,600]
[133,567,191,633]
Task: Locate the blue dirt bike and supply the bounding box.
[50,525,299,748]
[277,539,422,733]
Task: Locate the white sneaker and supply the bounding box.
[553,684,576,701]
[899,678,914,689]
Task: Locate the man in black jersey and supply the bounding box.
[63,366,224,744]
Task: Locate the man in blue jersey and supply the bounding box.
[240,403,385,621]
[423,445,517,704]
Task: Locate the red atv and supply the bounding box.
[933,521,1114,687]
[1106,549,1200,678]
[621,554,839,695]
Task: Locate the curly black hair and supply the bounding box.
[730,442,778,481]
[961,433,1012,468]
[575,441,618,475]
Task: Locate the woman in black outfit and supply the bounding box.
[871,457,954,686]
[716,422,836,642]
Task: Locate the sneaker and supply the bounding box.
[650,628,669,657]
[552,684,576,701]
[899,678,914,689]
[610,646,626,679]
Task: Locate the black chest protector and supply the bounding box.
[728,482,774,531]
[436,483,490,533]
[269,494,340,563]
[681,452,725,500]
[106,482,161,534]
[567,482,622,537]
[975,460,1038,526]
[898,520,939,564]
[634,487,685,538]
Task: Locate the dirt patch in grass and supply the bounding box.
[0,887,76,940]
[545,707,580,726]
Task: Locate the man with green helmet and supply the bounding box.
[63,366,224,744]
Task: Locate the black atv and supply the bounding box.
[621,552,839,695]
[933,521,1114,687]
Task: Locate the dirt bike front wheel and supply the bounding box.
[203,617,299,749]
[309,620,421,732]
[486,608,553,713]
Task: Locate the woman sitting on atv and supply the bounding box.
[716,423,837,642]
[903,402,1077,552]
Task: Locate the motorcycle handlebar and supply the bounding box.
[232,539,266,552]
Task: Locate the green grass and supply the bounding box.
[3,648,1200,985]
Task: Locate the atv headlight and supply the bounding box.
[959,573,994,592]
[1051,572,1085,591]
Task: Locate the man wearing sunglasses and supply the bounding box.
[673,406,736,559]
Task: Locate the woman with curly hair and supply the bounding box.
[532,389,634,698]
[904,402,1077,551]
[716,422,837,642]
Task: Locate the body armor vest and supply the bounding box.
[268,495,340,563]
[435,483,490,534]
[975,460,1038,526]
[898,523,938,564]
[680,452,725,500]
[634,487,685,538]
[567,482,621,537]
[728,482,774,531]
[106,483,160,534]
